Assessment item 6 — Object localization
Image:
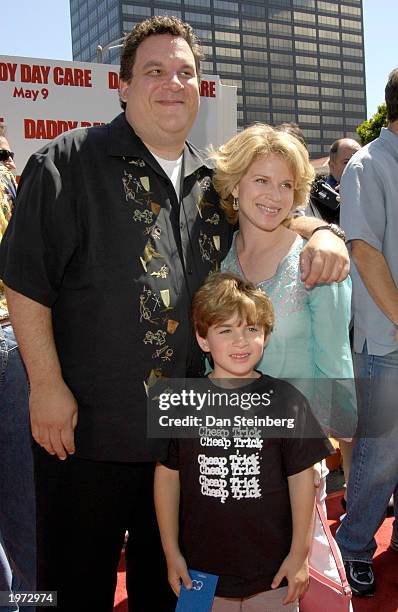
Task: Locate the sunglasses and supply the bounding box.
[0,149,15,162]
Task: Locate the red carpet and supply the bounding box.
[114,551,128,612]
[113,491,398,611]
[326,491,398,611]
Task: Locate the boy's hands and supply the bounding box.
[271,552,309,604]
[166,550,192,597]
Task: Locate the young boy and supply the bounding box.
[154,272,333,611]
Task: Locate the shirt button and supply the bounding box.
[180,222,184,229]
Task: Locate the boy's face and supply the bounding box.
[196,316,267,378]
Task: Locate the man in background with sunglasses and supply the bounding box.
[0,132,16,202]
[0,125,36,608]
[0,132,17,200]
[0,135,16,174]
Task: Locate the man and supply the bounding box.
[0,132,17,174]
[336,68,398,597]
[308,138,361,224]
[328,138,361,189]
[0,129,35,609]
[0,16,349,612]
[0,131,17,200]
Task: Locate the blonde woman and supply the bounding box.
[214,124,354,429]
[213,125,355,601]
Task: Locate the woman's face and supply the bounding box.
[233,153,295,232]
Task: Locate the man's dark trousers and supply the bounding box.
[34,446,176,612]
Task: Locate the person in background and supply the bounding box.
[0,130,17,201]
[328,139,361,190]
[276,122,308,150]
[307,138,361,225]
[336,67,398,598]
[0,126,36,611]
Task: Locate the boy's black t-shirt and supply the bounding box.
[162,375,333,598]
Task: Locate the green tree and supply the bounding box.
[356,104,388,145]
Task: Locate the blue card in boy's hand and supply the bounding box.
[175,569,219,612]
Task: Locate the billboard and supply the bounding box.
[0,56,237,174]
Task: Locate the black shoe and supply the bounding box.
[344,561,376,597]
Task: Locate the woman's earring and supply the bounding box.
[232,197,239,212]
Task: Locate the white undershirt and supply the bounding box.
[152,153,183,200]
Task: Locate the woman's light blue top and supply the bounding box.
[221,233,356,434]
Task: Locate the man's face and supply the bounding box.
[0,137,16,172]
[329,140,361,182]
[232,154,295,234]
[119,34,200,156]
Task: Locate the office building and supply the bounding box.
[70,0,366,156]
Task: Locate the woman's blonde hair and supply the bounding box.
[212,123,315,225]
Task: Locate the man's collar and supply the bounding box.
[379,126,398,150]
[184,140,214,175]
[107,112,213,176]
[387,121,398,138]
[108,113,153,161]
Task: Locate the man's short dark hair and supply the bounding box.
[275,122,307,150]
[385,68,398,123]
[119,16,204,110]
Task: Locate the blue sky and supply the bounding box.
[1,0,395,118]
